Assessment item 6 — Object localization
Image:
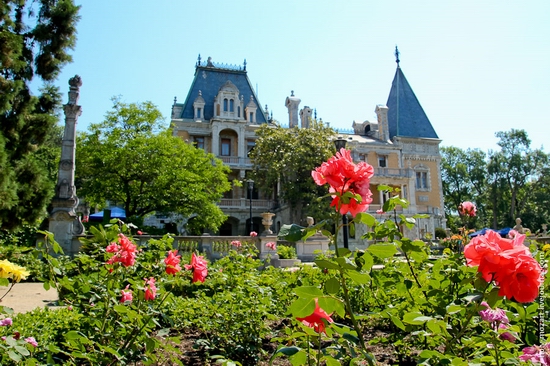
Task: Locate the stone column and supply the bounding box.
[48,75,84,256]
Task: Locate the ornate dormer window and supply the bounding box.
[193,91,205,122]
[245,95,258,124]
[213,81,243,120]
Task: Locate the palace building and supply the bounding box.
[169,52,444,245]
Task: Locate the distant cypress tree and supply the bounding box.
[0,0,80,229]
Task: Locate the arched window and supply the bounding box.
[223,98,228,112]
[229,99,234,112]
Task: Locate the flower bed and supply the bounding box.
[0,149,548,365]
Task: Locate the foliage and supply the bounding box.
[1,219,549,364]
[76,99,232,232]
[249,119,336,225]
[442,129,550,232]
[277,245,297,259]
[434,227,447,239]
[0,0,80,230]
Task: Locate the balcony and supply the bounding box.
[219,198,272,210]
[374,168,413,178]
[218,155,253,167]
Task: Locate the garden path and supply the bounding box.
[0,283,59,314]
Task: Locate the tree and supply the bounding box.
[249,119,336,225]
[441,129,550,232]
[76,99,231,233]
[488,129,548,227]
[440,146,487,229]
[0,0,80,229]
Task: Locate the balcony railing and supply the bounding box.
[219,198,272,210]
[374,168,413,178]
[218,156,253,167]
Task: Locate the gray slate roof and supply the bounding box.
[176,64,268,123]
[386,67,438,139]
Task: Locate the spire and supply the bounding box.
[394,46,400,68]
[386,66,438,139]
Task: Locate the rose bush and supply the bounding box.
[0,148,548,365]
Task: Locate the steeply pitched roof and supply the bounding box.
[176,61,268,123]
[386,67,438,139]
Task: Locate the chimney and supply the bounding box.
[300,106,313,128]
[285,91,301,128]
[375,105,389,141]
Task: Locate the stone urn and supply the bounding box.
[261,212,275,234]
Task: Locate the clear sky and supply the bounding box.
[51,0,550,153]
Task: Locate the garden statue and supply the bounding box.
[512,217,530,235]
[307,216,314,227]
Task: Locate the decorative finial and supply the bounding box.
[173,96,177,105]
[197,54,201,66]
[243,59,247,71]
[291,90,294,97]
[395,46,400,67]
[314,108,317,119]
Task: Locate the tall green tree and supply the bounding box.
[0,0,80,229]
[488,129,548,227]
[76,99,231,233]
[441,129,549,232]
[249,119,336,225]
[440,146,487,229]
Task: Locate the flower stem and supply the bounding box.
[0,281,16,302]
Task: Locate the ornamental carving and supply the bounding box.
[60,160,73,170]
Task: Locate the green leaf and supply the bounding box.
[289,297,316,318]
[269,347,301,362]
[278,224,305,243]
[0,278,9,287]
[446,304,464,315]
[289,350,308,366]
[15,345,30,356]
[345,270,371,284]
[8,350,21,362]
[343,332,360,344]
[486,287,501,308]
[402,312,428,325]
[113,304,128,313]
[315,259,340,270]
[325,356,341,366]
[294,286,324,298]
[318,296,344,317]
[324,277,340,294]
[157,328,170,337]
[354,212,376,227]
[65,330,83,340]
[367,243,397,259]
[390,314,406,331]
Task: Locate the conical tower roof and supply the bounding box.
[386,64,438,140]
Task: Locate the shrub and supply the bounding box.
[277,245,297,259]
[434,227,447,239]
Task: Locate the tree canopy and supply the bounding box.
[249,120,336,225]
[441,129,549,232]
[0,0,80,230]
[76,99,232,233]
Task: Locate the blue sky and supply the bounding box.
[51,0,550,153]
